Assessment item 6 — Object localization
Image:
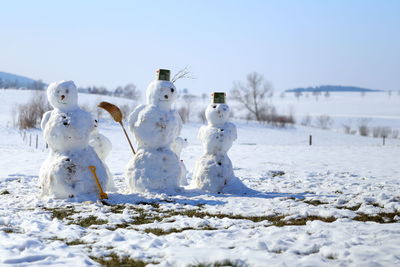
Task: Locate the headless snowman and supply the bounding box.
[192,92,250,194]
[125,69,182,193]
[39,80,110,200]
[89,119,116,191]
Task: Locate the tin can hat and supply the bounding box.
[211,92,226,104]
[155,69,171,81]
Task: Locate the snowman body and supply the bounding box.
[39,80,110,200]
[89,120,116,191]
[193,103,248,193]
[125,79,182,193]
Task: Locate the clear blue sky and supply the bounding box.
[1,0,399,94]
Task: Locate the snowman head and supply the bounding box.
[47,80,78,111]
[146,80,177,110]
[205,103,230,126]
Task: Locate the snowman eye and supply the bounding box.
[66,89,69,94]
[171,88,174,93]
[213,105,216,108]
[94,119,98,123]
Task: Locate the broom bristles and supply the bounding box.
[98,101,123,123]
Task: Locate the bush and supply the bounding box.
[301,115,312,126]
[358,125,370,136]
[178,107,189,124]
[119,104,132,119]
[198,108,206,124]
[392,129,399,139]
[15,92,51,129]
[315,115,333,129]
[358,118,371,136]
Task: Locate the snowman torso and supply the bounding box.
[134,105,181,149]
[199,122,236,155]
[44,109,93,152]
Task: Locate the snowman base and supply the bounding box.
[125,148,182,194]
[39,147,109,200]
[193,154,252,194]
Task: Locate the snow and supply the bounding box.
[0,89,399,266]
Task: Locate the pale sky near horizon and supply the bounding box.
[1,0,399,94]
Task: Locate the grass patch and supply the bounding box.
[303,199,328,206]
[188,259,241,267]
[43,207,76,220]
[66,239,87,246]
[144,226,217,236]
[336,204,361,211]
[271,171,285,177]
[1,227,16,233]
[169,209,284,223]
[74,215,108,227]
[326,254,337,260]
[272,216,337,227]
[90,253,153,267]
[0,190,10,195]
[354,212,400,223]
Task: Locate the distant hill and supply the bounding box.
[0,71,46,89]
[285,85,382,93]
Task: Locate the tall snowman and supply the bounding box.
[192,92,250,194]
[40,80,110,200]
[125,69,182,193]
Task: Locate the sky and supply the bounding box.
[1,0,399,94]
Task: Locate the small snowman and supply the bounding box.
[89,119,116,191]
[39,80,110,200]
[192,92,249,194]
[171,137,189,186]
[125,69,183,193]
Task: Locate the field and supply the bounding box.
[0,89,399,266]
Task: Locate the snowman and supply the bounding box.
[89,119,116,191]
[171,137,189,186]
[192,92,250,194]
[125,69,183,193]
[39,80,110,200]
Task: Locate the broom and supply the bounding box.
[98,101,136,155]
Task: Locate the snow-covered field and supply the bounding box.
[0,89,399,266]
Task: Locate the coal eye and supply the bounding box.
[66,89,69,94]
[171,88,174,93]
[94,120,98,123]
[213,105,217,108]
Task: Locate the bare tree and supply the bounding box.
[230,72,273,122]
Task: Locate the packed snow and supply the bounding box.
[0,88,399,266]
